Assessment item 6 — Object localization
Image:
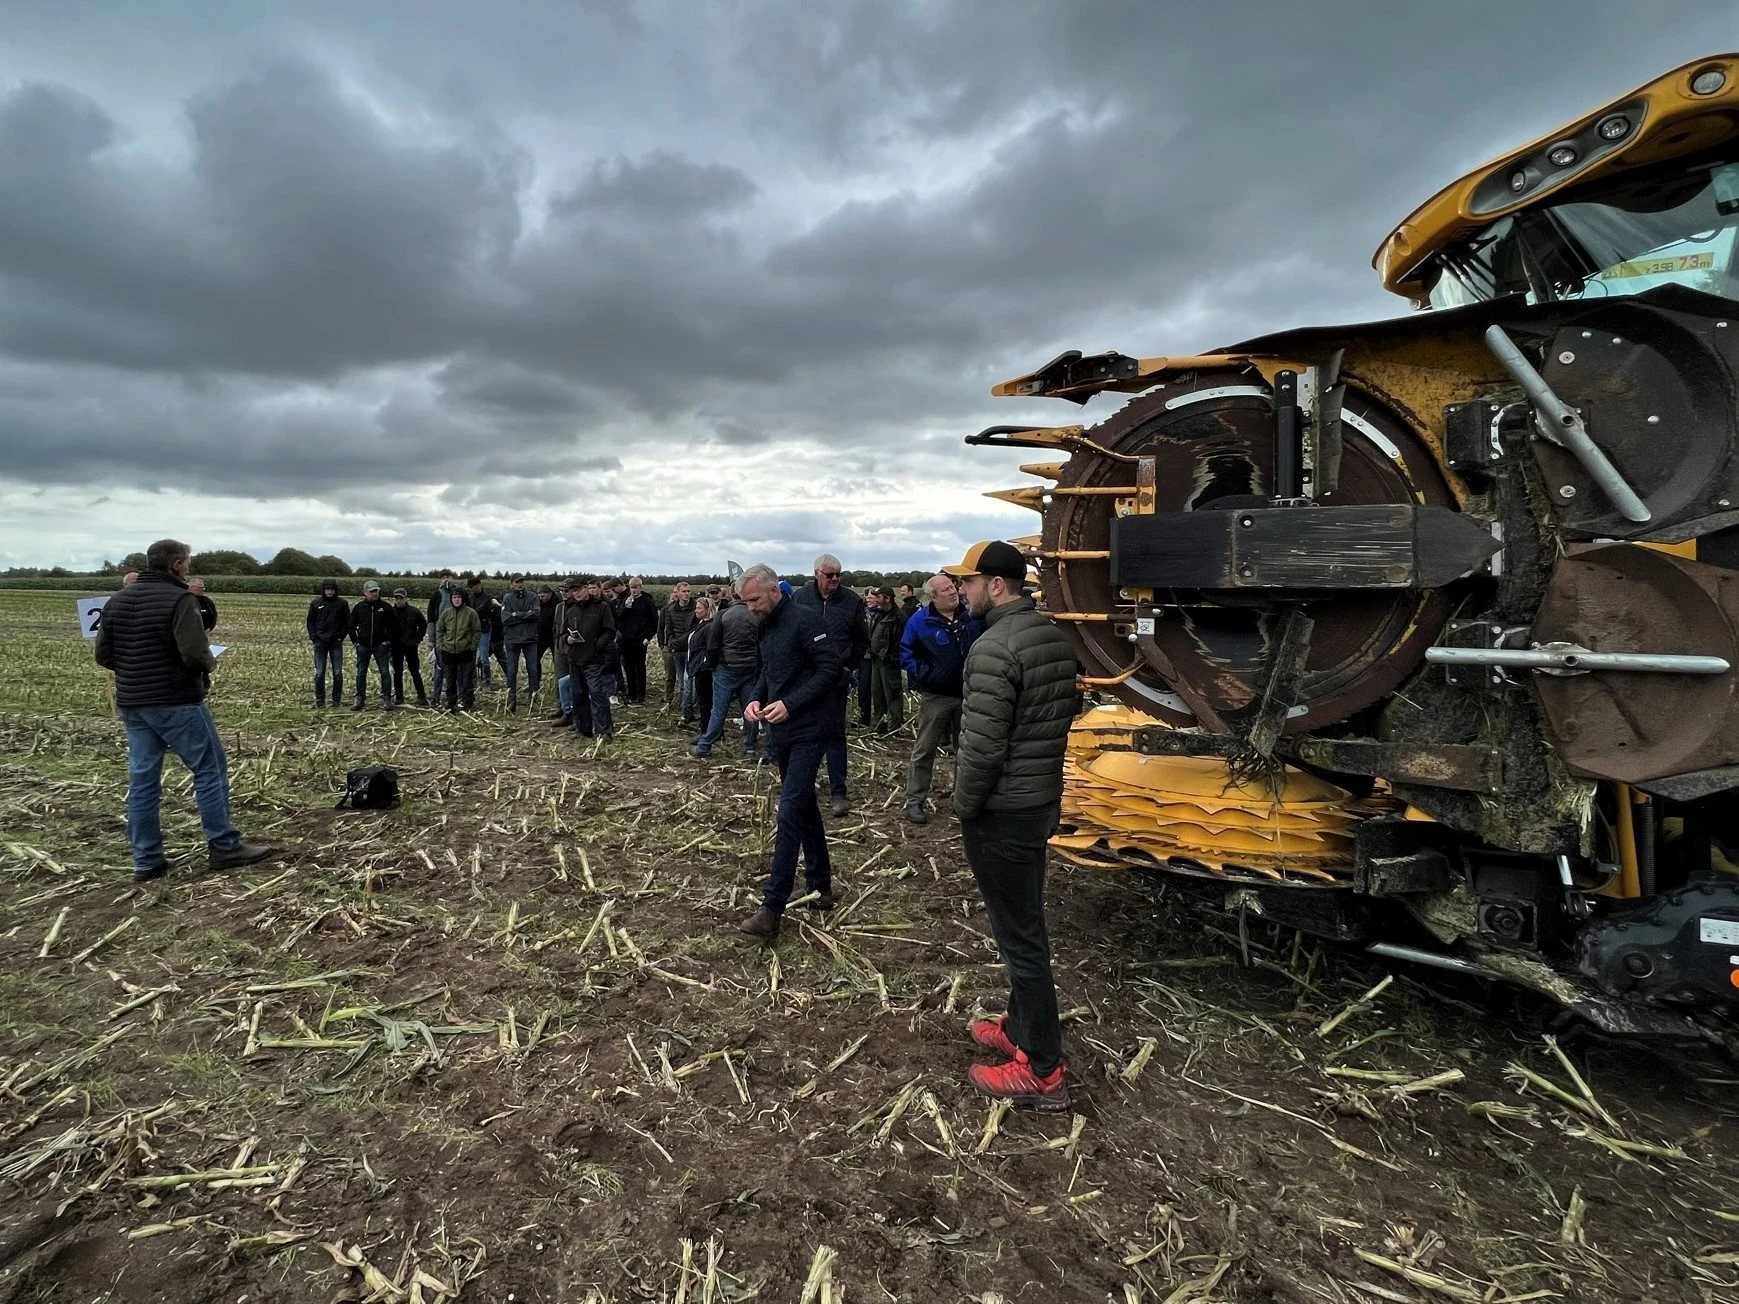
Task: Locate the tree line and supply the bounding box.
[3,547,932,591]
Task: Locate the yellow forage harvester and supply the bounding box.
[1053,706,1388,884]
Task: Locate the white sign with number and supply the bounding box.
[76,596,108,638]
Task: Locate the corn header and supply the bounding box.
[974,55,1739,1044]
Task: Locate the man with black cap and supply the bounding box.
[305,578,350,708]
[549,577,586,730]
[389,588,429,706]
[499,573,541,713]
[349,580,398,710]
[943,540,1078,1110]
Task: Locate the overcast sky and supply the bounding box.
[1,2,1734,575]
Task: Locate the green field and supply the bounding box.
[3,588,1737,1302]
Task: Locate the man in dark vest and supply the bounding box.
[95,538,274,884]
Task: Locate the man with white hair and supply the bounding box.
[899,573,982,823]
[737,563,842,941]
[792,553,869,818]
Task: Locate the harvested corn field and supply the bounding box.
[3,589,1739,1303]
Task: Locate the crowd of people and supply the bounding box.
[99,539,1081,1110]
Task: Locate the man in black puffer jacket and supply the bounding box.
[738,564,842,942]
[95,538,274,883]
[943,541,1079,1112]
[306,579,350,707]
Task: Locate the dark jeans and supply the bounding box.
[354,644,391,704]
[504,640,540,707]
[823,683,849,801]
[622,638,650,703]
[573,663,614,738]
[311,642,344,704]
[120,703,241,873]
[696,663,761,754]
[961,805,1063,1076]
[391,646,427,703]
[871,660,904,730]
[906,693,962,799]
[762,731,832,912]
[441,651,475,710]
[691,668,712,728]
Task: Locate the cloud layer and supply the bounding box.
[1,1,1733,572]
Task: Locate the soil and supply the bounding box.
[4,675,1739,1302]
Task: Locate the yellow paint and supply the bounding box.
[1374,53,1739,299]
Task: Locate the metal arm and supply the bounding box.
[1425,643,1728,675]
[1483,325,1651,523]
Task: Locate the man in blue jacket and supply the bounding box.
[900,573,982,824]
[791,553,868,817]
[738,563,843,941]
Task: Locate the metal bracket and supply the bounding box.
[1483,325,1651,522]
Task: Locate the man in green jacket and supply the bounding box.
[944,540,1079,1110]
[435,587,481,712]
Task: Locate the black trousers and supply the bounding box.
[961,804,1063,1075]
[621,638,650,703]
[391,647,427,702]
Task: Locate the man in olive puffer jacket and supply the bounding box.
[944,540,1079,1111]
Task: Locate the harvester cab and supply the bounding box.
[973,55,1739,1047]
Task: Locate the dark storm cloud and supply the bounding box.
[0,0,1734,541]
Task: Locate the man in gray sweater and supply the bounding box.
[944,540,1079,1110]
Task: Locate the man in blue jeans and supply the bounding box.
[737,564,842,942]
[95,538,275,884]
[690,588,761,760]
[305,578,349,707]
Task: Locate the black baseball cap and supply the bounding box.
[942,540,1028,582]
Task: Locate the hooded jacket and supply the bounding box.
[537,591,557,653]
[426,582,457,638]
[306,584,350,647]
[900,602,983,698]
[499,586,541,645]
[435,601,481,655]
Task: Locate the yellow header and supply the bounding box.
[1373,54,1739,302]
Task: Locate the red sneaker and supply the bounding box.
[969,1015,1018,1059]
[967,1050,1070,1111]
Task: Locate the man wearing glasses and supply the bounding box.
[792,553,869,817]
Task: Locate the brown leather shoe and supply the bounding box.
[738,908,780,942]
[208,840,276,873]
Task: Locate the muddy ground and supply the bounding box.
[2,591,1738,1303]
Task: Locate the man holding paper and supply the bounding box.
[95,538,274,884]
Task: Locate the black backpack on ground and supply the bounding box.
[336,766,400,810]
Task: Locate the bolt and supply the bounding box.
[1647,415,1660,424]
[1612,337,1623,345]
[1558,485,1577,499]
[1720,322,1730,328]
[1721,499,1733,508]
[1580,330,1592,339]
[1491,671,1504,684]
[1558,351,1576,364]
[1238,565,1254,578]
[1126,632,1138,643]
[1238,516,1254,527]
[1491,625,1504,634]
